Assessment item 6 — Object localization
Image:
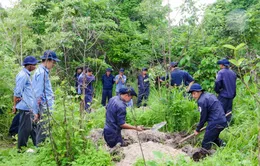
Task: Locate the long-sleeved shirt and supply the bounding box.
[78,73,95,94]
[214,68,237,99]
[196,92,227,132]
[32,64,54,113]
[102,74,114,90]
[14,68,35,112]
[104,96,127,133]
[161,68,194,86]
[137,74,150,91]
[114,74,126,92]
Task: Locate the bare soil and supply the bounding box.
[88,129,200,165]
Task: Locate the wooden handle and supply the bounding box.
[179,111,232,144]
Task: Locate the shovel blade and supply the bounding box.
[151,121,167,131]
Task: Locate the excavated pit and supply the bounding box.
[88,129,211,165]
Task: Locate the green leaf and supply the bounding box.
[235,43,246,50]
[229,59,238,67]
[153,151,163,159]
[237,58,246,66]
[243,75,250,84]
[223,44,236,50]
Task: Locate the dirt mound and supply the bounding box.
[116,141,188,166]
[88,129,198,165]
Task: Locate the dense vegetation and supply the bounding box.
[0,0,259,165]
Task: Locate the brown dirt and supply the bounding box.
[88,129,199,165]
[116,141,188,166]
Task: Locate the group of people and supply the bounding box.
[74,67,150,112]
[103,59,237,152]
[11,50,60,151]
[11,51,237,154]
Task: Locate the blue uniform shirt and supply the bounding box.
[32,64,54,113]
[161,68,194,86]
[196,92,227,132]
[78,74,95,94]
[214,68,237,99]
[102,74,115,90]
[170,69,194,86]
[14,68,35,112]
[114,75,127,92]
[137,74,150,90]
[105,96,127,133]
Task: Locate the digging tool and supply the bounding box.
[143,121,167,131]
[178,112,232,144]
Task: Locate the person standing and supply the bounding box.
[13,56,38,150]
[114,68,127,95]
[214,59,237,122]
[160,62,194,91]
[103,87,143,148]
[74,67,83,93]
[32,50,60,145]
[188,83,227,150]
[137,68,150,108]
[78,67,95,112]
[101,68,115,106]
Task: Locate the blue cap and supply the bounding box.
[23,56,38,65]
[217,59,230,66]
[142,67,148,71]
[106,68,112,72]
[119,68,124,72]
[188,83,203,93]
[40,50,60,62]
[119,87,137,97]
[170,62,178,67]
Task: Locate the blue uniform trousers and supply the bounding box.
[101,89,112,106]
[18,110,36,149]
[9,113,20,136]
[137,88,149,107]
[218,96,233,122]
[202,123,226,150]
[103,128,123,148]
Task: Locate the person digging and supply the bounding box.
[188,83,227,161]
[103,87,143,148]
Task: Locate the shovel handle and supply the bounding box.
[179,111,232,144]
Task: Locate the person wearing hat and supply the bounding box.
[101,68,115,106]
[103,87,143,148]
[137,68,150,108]
[78,67,95,113]
[188,83,227,150]
[114,68,127,95]
[32,50,60,145]
[160,62,194,91]
[214,59,237,122]
[13,56,38,150]
[74,67,83,93]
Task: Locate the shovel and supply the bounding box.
[178,112,232,144]
[143,121,167,131]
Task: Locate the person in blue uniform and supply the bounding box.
[101,68,115,106]
[78,67,95,112]
[214,59,237,122]
[160,62,194,91]
[74,67,83,93]
[13,56,38,150]
[103,87,143,148]
[114,68,127,95]
[137,68,150,108]
[188,83,227,150]
[32,50,60,145]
